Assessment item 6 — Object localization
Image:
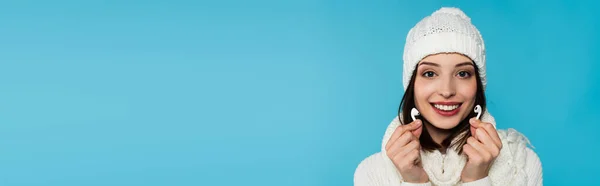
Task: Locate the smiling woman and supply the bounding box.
[404,53,485,154]
[354,7,542,186]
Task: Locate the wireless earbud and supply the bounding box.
[474,105,482,120]
[411,108,420,121]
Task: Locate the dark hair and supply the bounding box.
[398,57,486,154]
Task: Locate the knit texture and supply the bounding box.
[402,7,486,91]
[353,111,543,186]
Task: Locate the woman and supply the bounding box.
[354,7,543,186]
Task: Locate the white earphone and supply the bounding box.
[474,105,482,120]
[411,108,420,121]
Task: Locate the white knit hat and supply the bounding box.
[402,7,487,91]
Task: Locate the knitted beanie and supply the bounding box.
[402,7,487,91]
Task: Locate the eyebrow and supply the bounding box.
[419,61,475,67]
[455,62,475,67]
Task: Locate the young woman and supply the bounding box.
[354,7,543,186]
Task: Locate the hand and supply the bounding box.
[461,118,503,182]
[385,119,428,183]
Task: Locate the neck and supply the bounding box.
[424,123,453,149]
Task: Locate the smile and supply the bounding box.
[430,102,462,116]
[433,104,460,111]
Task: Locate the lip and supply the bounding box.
[431,101,462,105]
[430,102,462,117]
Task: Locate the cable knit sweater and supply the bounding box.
[354,111,543,186]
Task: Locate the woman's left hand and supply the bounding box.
[461,118,503,183]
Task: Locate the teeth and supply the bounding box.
[433,104,459,111]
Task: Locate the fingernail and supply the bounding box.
[415,120,422,125]
[469,118,476,124]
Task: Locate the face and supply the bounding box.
[414,53,477,130]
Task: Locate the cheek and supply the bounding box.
[414,78,436,102]
[457,80,477,100]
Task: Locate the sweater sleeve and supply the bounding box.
[461,176,492,186]
[400,182,432,186]
[354,152,435,186]
[524,148,543,186]
[354,152,403,186]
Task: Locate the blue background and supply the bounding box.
[0,0,598,185]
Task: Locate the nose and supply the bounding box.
[438,77,456,98]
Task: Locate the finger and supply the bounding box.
[387,132,417,156]
[462,144,477,157]
[478,122,502,148]
[398,132,417,148]
[386,126,407,150]
[475,128,501,155]
[405,148,421,166]
[463,144,482,164]
[411,122,423,139]
[469,118,481,140]
[467,136,491,159]
[397,139,420,158]
[470,125,477,139]
[405,119,422,131]
[386,120,421,150]
[395,148,420,169]
[474,128,494,147]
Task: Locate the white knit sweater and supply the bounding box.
[354,112,543,186]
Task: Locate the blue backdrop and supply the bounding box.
[0,0,598,185]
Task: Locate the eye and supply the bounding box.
[457,71,472,78]
[422,71,436,78]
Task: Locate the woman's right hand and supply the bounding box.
[385,119,429,183]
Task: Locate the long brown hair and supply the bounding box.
[398,57,486,154]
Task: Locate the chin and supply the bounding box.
[427,117,462,130]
